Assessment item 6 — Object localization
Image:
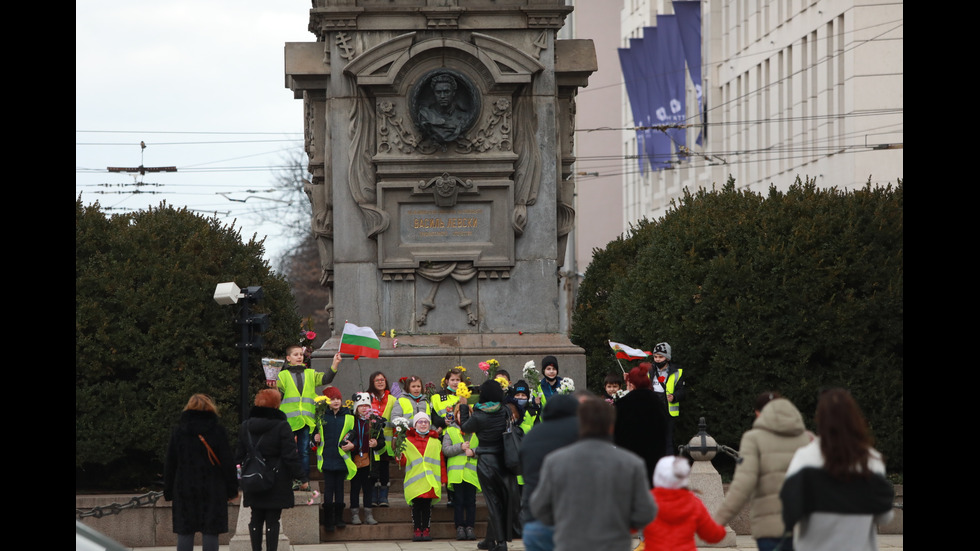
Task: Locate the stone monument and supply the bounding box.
[285,0,597,389]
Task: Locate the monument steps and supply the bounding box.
[312,477,491,542]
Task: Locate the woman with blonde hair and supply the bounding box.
[164,394,238,551]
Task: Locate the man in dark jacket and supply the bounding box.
[519,394,581,551]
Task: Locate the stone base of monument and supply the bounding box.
[229,490,322,551]
[314,332,585,394]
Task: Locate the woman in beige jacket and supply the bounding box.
[713,394,812,551]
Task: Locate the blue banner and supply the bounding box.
[673,0,704,145]
[632,35,672,171]
[617,47,648,174]
[648,17,687,153]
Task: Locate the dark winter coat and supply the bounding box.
[518,394,580,523]
[163,410,238,535]
[614,387,668,487]
[236,406,305,510]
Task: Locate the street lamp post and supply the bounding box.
[214,282,269,420]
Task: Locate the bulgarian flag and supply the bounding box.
[608,341,650,360]
[340,322,381,359]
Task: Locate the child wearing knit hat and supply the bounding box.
[315,386,354,531]
[643,456,726,551]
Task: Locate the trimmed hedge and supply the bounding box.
[76,199,300,490]
[571,177,903,474]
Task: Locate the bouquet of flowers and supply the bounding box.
[455,381,472,401]
[299,317,317,365]
[390,416,411,460]
[314,394,331,421]
[368,409,387,441]
[522,360,541,391]
[478,358,501,380]
[423,381,440,401]
[557,377,575,395]
[495,375,510,391]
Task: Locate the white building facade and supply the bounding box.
[619,0,903,225]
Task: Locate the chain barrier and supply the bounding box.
[76,491,164,520]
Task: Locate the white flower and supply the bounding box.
[523,360,536,376]
[392,417,410,429]
[558,377,575,394]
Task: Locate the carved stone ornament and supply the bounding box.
[418,172,474,207]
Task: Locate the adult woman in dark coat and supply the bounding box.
[164,394,239,551]
[614,364,668,488]
[461,379,521,551]
[236,389,305,551]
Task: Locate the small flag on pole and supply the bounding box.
[340,322,381,359]
[608,341,650,360]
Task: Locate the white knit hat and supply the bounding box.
[653,455,691,489]
[412,411,431,427]
[353,392,372,409]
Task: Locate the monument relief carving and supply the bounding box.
[411,69,480,147]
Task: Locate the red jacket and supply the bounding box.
[643,488,726,551]
[398,428,444,499]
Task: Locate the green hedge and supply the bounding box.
[571,177,903,474]
[76,199,300,490]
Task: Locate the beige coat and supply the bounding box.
[713,398,811,539]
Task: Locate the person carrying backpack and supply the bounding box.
[236,389,305,551]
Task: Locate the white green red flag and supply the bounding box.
[340,322,380,359]
[608,341,650,360]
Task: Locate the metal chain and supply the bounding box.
[76,491,164,520]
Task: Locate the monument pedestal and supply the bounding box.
[313,332,585,391]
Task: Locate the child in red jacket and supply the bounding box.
[643,456,726,551]
[398,412,443,541]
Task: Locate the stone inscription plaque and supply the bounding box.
[401,205,491,243]
[377,181,515,270]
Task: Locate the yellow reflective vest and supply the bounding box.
[665,369,683,417]
[316,414,356,480]
[277,367,324,431]
[402,436,442,505]
[444,426,480,491]
[431,391,460,420]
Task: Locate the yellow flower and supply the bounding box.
[495,375,509,390]
[344,400,353,408]
[391,329,396,338]
[314,395,328,403]
[456,382,471,399]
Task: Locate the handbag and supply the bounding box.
[502,413,523,476]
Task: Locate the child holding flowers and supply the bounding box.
[314,387,355,532]
[398,412,443,542]
[442,402,480,541]
[344,393,385,526]
[432,368,467,507]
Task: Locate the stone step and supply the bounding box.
[321,521,488,542]
[318,492,491,542]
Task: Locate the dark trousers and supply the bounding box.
[476,453,518,543]
[322,469,346,505]
[411,498,433,529]
[349,465,372,509]
[452,481,478,528]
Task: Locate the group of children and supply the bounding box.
[274,344,720,550]
[274,345,546,542]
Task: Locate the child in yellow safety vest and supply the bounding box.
[398,412,443,542]
[314,386,356,532]
[442,403,480,541]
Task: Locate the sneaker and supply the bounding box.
[413,528,423,542]
[456,526,466,541]
[421,528,432,541]
[465,526,477,540]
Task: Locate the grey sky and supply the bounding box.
[76,1,315,263]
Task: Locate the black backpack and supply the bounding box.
[240,428,279,493]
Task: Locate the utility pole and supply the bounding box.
[106,141,177,181]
